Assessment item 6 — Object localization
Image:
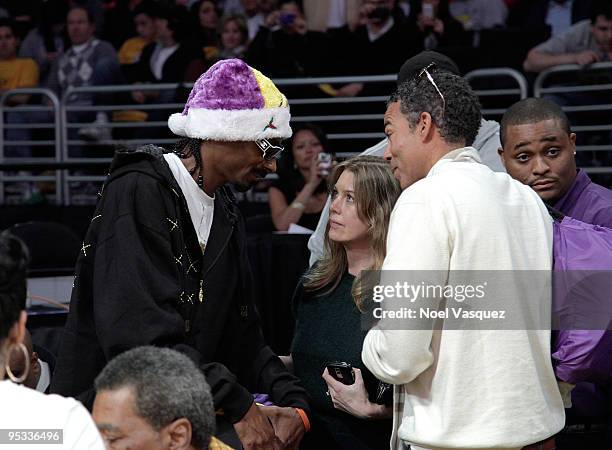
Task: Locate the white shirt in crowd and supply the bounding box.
[150,43,179,81]
[362,147,565,450]
[546,0,574,37]
[327,0,347,29]
[367,17,395,42]
[164,153,215,251]
[0,380,105,449]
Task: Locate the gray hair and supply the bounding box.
[94,346,214,450]
[389,71,481,147]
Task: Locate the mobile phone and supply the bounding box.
[318,152,332,176]
[422,3,434,19]
[280,12,296,26]
[326,361,355,385]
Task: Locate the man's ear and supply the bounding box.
[418,111,434,142]
[569,132,577,151]
[164,418,192,450]
[497,147,507,169]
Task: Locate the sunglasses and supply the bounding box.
[256,138,284,161]
[417,62,446,116]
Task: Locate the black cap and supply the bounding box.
[397,51,461,86]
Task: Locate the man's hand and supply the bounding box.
[574,50,600,66]
[265,10,281,28]
[234,403,283,450]
[261,406,306,450]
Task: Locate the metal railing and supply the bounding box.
[1,67,611,205]
[534,62,612,173]
[0,88,62,204]
[60,83,185,204]
[465,67,528,116]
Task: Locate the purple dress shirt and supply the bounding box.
[552,169,612,419]
[554,169,612,228]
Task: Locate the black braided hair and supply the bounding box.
[173,138,203,176]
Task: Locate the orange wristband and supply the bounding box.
[295,408,310,432]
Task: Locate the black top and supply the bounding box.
[270,175,325,231]
[124,42,197,83]
[50,145,310,421]
[246,27,329,79]
[350,19,423,76]
[292,272,391,449]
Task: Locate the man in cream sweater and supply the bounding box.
[361,70,565,449]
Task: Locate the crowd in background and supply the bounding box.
[0,0,609,98]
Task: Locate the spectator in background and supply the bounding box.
[408,0,468,50]
[46,6,123,142]
[328,0,421,99]
[93,347,222,450]
[185,14,249,81]
[0,18,40,158]
[258,0,277,16]
[350,0,422,77]
[190,0,221,57]
[0,0,41,40]
[300,0,361,98]
[241,0,266,41]
[102,0,143,49]
[126,4,196,138]
[449,0,508,31]
[127,4,195,84]
[523,0,612,72]
[0,19,39,101]
[18,0,68,85]
[0,232,105,449]
[268,123,332,231]
[509,0,593,37]
[247,0,328,79]
[218,15,249,59]
[118,0,157,65]
[303,0,361,32]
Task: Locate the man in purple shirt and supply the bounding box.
[498,97,612,227]
[498,97,612,447]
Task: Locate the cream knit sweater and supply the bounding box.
[362,147,565,450]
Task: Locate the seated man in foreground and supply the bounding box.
[93,346,228,450]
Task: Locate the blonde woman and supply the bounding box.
[282,156,401,449]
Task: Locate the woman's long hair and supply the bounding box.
[302,156,401,311]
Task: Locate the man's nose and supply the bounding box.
[383,143,392,161]
[532,156,550,175]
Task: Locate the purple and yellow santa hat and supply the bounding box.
[168,59,292,141]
